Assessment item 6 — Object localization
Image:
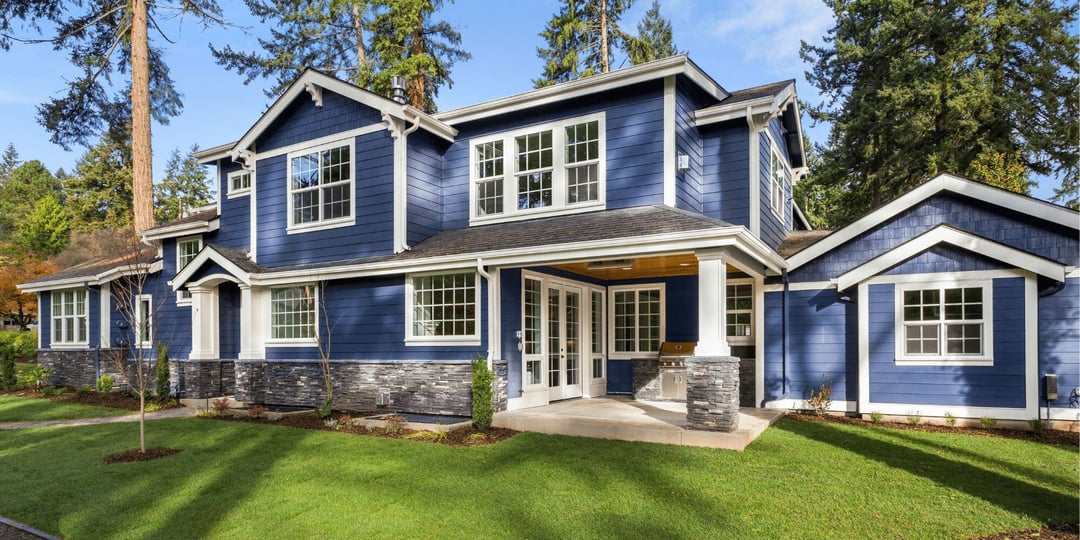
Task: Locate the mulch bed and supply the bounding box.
[3,388,184,412]
[787,413,1079,447]
[103,447,182,464]
[203,412,518,447]
[975,522,1079,539]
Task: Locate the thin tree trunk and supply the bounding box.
[599,1,609,73]
[352,3,367,85]
[408,19,425,110]
[130,0,153,234]
[139,384,146,453]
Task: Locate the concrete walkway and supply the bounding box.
[0,407,196,430]
[493,397,786,450]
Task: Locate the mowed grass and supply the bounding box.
[0,417,1075,539]
[0,394,131,422]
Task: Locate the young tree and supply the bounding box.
[0,160,61,240]
[0,248,55,330]
[623,0,680,65]
[65,135,134,233]
[16,194,70,257]
[154,145,215,224]
[0,143,19,183]
[535,0,632,88]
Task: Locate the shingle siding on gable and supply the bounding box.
[440,81,666,230]
[215,161,250,250]
[791,194,1080,283]
[406,131,445,246]
[701,123,750,228]
[255,90,384,152]
[255,129,395,267]
[882,245,1008,275]
[674,77,708,213]
[1040,278,1079,408]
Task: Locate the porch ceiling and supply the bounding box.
[551,254,741,280]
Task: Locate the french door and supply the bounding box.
[547,283,583,401]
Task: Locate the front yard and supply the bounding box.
[0,394,131,422]
[0,413,1075,539]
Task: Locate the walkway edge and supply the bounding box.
[0,407,196,430]
[0,515,62,540]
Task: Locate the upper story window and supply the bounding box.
[176,236,202,302]
[896,281,993,364]
[287,140,354,232]
[52,288,87,347]
[470,113,605,224]
[227,170,252,197]
[770,147,789,219]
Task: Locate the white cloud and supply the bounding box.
[704,0,833,74]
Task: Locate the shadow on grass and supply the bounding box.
[776,419,1079,522]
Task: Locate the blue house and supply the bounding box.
[20,55,1078,425]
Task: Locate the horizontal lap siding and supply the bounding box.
[763,289,857,403]
[256,130,395,267]
[1040,277,1079,407]
[674,78,707,213]
[108,272,192,360]
[406,132,444,246]
[792,194,1080,283]
[759,127,786,249]
[868,279,1026,408]
[265,276,487,362]
[216,161,250,249]
[500,268,522,398]
[256,90,383,152]
[440,81,665,229]
[702,123,750,227]
[39,292,51,348]
[218,283,240,360]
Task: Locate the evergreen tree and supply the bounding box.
[16,194,69,257]
[535,0,633,88]
[154,145,215,224]
[624,0,680,65]
[801,0,1078,225]
[0,160,61,240]
[65,135,134,233]
[0,143,18,183]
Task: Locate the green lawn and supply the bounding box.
[0,417,1075,539]
[0,394,131,422]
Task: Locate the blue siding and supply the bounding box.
[868,279,1027,408]
[759,128,786,248]
[674,77,707,213]
[406,131,445,246]
[500,268,522,398]
[762,289,857,404]
[255,129,396,267]
[215,160,250,250]
[701,123,750,227]
[39,291,51,348]
[1039,277,1079,408]
[87,287,100,348]
[441,81,666,229]
[882,245,1006,275]
[256,89,384,152]
[105,271,191,360]
[793,194,1080,282]
[218,283,241,360]
[265,275,487,361]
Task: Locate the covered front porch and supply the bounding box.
[492,396,786,450]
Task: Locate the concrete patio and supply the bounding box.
[492,396,786,450]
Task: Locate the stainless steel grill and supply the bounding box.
[658,342,695,400]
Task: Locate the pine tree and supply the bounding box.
[624,0,680,65]
[0,160,61,240]
[16,195,69,257]
[801,0,1078,225]
[535,0,633,88]
[154,145,215,224]
[0,143,18,183]
[65,135,134,233]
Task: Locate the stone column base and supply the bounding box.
[685,356,740,432]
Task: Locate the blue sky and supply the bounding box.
[0,0,1061,202]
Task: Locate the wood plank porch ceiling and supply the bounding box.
[551,254,740,280]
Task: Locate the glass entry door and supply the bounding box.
[548,283,583,401]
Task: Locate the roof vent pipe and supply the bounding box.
[391,76,408,104]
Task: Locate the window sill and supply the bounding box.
[50,344,89,350]
[286,217,355,235]
[895,357,993,367]
[267,339,317,348]
[469,201,604,226]
[404,337,481,347]
[607,353,659,360]
[226,189,251,199]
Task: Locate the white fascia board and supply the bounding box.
[694,82,796,127]
[249,226,785,287]
[194,142,235,164]
[171,248,252,291]
[792,201,812,230]
[788,173,1080,270]
[836,225,1067,291]
[140,218,220,242]
[434,55,727,126]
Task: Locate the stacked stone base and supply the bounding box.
[685,356,740,432]
[37,348,153,391]
[171,359,235,399]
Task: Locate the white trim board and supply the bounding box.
[787,173,1080,270]
[663,75,676,207]
[763,399,857,413]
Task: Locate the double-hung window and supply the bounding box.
[51,289,88,347]
[227,170,251,196]
[270,285,317,341]
[897,282,992,363]
[406,272,479,345]
[770,147,789,218]
[135,295,153,347]
[726,283,753,341]
[470,113,605,223]
[288,141,353,231]
[176,236,201,302]
[609,284,664,356]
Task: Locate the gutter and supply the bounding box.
[476,258,496,370]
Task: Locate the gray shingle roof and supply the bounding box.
[143,208,218,234]
[208,245,266,274]
[21,247,158,286]
[776,230,833,258]
[719,80,795,105]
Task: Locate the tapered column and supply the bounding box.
[696,251,731,357]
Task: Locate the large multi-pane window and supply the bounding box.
[470,113,605,222]
[271,285,316,340]
[523,278,542,385]
[770,147,789,218]
[726,283,753,340]
[610,285,664,355]
[51,289,87,346]
[899,284,989,360]
[408,272,478,342]
[288,142,352,228]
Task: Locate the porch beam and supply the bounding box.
[696,251,731,357]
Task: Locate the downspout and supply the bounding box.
[476,258,495,370]
[781,269,788,395]
[85,281,100,380]
[396,112,423,252]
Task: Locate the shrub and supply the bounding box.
[869,411,884,424]
[76,385,94,396]
[979,416,998,429]
[0,341,16,389]
[155,343,170,400]
[246,407,267,419]
[806,374,833,416]
[906,412,921,425]
[0,331,36,362]
[335,414,354,431]
[18,365,51,390]
[405,429,447,443]
[144,401,161,412]
[95,374,115,394]
[944,412,957,427]
[316,400,333,419]
[464,432,488,446]
[384,415,407,434]
[1028,419,1046,433]
[211,397,231,416]
[471,354,494,429]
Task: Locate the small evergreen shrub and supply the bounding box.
[944,412,957,427]
[471,354,494,429]
[869,411,884,424]
[806,374,833,416]
[76,385,94,397]
[0,341,16,389]
[979,416,998,429]
[95,374,115,394]
[156,343,170,400]
[18,365,51,390]
[1028,419,1046,432]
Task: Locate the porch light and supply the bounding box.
[587,259,633,270]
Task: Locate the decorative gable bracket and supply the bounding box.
[304,81,323,107]
[228,148,254,172]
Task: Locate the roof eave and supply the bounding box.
[141,218,221,242]
[18,261,162,293]
[694,81,796,127]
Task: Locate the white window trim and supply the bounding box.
[285,138,356,234]
[769,141,789,220]
[175,236,202,306]
[134,294,153,349]
[521,274,545,389]
[226,169,253,198]
[726,278,754,345]
[468,112,606,225]
[50,288,89,348]
[607,282,666,359]
[894,278,994,365]
[404,270,481,347]
[267,284,319,346]
[589,286,607,381]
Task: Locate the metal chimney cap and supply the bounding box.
[391,76,407,104]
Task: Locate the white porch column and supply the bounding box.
[239,286,267,360]
[189,285,219,360]
[696,251,731,357]
[238,284,255,360]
